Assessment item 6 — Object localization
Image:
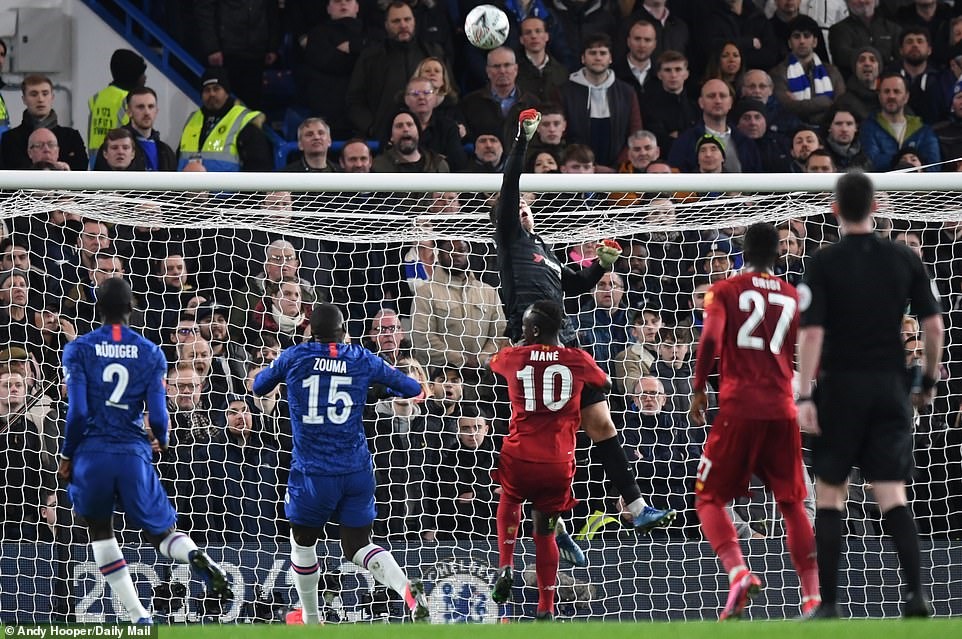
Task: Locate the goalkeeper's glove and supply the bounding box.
[596,239,622,269]
[519,108,542,141]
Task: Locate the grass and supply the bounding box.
[145,619,962,639]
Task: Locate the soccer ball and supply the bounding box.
[464,5,510,50]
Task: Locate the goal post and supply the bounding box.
[0,170,960,623]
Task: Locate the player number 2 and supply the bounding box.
[102,363,129,408]
[302,375,353,425]
[736,290,796,354]
[517,364,573,411]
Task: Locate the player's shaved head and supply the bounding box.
[742,222,779,270]
[96,276,133,322]
[835,170,874,223]
[310,303,346,342]
[522,299,563,343]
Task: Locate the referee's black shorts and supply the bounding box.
[812,369,915,484]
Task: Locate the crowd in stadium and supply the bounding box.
[1,0,962,554]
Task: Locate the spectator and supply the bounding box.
[464,130,505,172]
[25,128,70,171]
[282,118,338,172]
[833,45,883,123]
[860,72,942,171]
[641,50,699,156]
[373,110,449,172]
[573,271,631,375]
[0,238,48,303]
[668,78,760,173]
[695,133,727,173]
[650,324,694,415]
[828,0,900,78]
[243,363,291,457]
[770,15,845,126]
[703,41,745,88]
[610,130,662,204]
[620,240,662,309]
[251,277,312,349]
[92,128,137,171]
[411,238,505,368]
[1,75,87,171]
[0,271,42,362]
[413,56,465,137]
[460,46,540,144]
[122,87,177,171]
[516,16,569,103]
[614,20,661,107]
[526,102,568,165]
[529,150,559,172]
[163,317,199,364]
[620,0,690,57]
[197,302,249,410]
[698,239,735,284]
[404,76,467,171]
[339,138,374,173]
[176,68,273,171]
[768,0,832,62]
[0,40,8,135]
[206,394,282,542]
[346,1,445,138]
[363,308,413,366]
[432,404,499,539]
[62,253,127,337]
[734,97,793,171]
[739,69,801,148]
[933,82,962,169]
[140,253,198,345]
[698,0,779,75]
[612,307,662,395]
[824,107,872,169]
[623,375,698,535]
[195,0,280,111]
[896,0,955,66]
[789,126,823,172]
[302,0,371,140]
[805,147,838,171]
[894,26,949,125]
[561,33,642,168]
[86,49,146,155]
[425,365,464,422]
[550,0,618,72]
[775,222,807,285]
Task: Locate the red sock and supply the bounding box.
[696,497,746,577]
[496,497,522,569]
[780,500,819,602]
[532,530,559,615]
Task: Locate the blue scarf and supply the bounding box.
[786,53,834,100]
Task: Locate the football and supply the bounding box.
[464,4,510,50]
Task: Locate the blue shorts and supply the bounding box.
[68,451,177,535]
[284,466,376,529]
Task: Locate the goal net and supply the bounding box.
[0,170,960,623]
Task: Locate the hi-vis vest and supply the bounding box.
[177,105,260,172]
[87,85,130,152]
[0,93,8,137]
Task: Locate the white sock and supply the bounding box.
[352,543,411,604]
[626,497,649,518]
[728,565,749,585]
[554,517,567,536]
[291,535,321,625]
[157,531,198,563]
[91,538,149,621]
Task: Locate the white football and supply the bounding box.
[464,5,510,50]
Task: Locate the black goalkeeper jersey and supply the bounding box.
[494,133,606,344]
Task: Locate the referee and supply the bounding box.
[796,170,944,619]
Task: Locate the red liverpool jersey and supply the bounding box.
[490,344,608,463]
[693,271,799,419]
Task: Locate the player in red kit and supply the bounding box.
[488,300,652,620]
[689,223,819,620]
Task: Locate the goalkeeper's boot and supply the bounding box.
[799,602,839,620]
[519,108,542,141]
[555,530,588,568]
[633,506,677,535]
[491,566,514,604]
[189,549,234,601]
[719,569,762,621]
[405,580,430,623]
[534,611,555,622]
[902,591,934,618]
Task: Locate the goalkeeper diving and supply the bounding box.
[490,109,676,570]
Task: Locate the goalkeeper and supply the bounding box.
[490,110,676,568]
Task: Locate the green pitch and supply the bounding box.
[153,619,961,639]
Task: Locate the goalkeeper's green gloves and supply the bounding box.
[519,108,542,141]
[596,239,622,269]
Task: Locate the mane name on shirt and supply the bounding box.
[95,343,139,358]
[529,350,558,361]
[313,358,347,373]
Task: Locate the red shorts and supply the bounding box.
[695,407,807,504]
[493,451,578,514]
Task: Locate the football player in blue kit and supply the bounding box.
[253,303,430,624]
[59,277,232,623]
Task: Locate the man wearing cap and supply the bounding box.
[87,49,146,157]
[834,45,882,121]
[734,98,793,171]
[695,134,727,173]
[463,130,505,172]
[771,15,844,125]
[828,0,900,78]
[176,68,273,172]
[739,69,801,149]
[933,80,962,169]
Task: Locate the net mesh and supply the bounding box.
[1,179,960,623]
